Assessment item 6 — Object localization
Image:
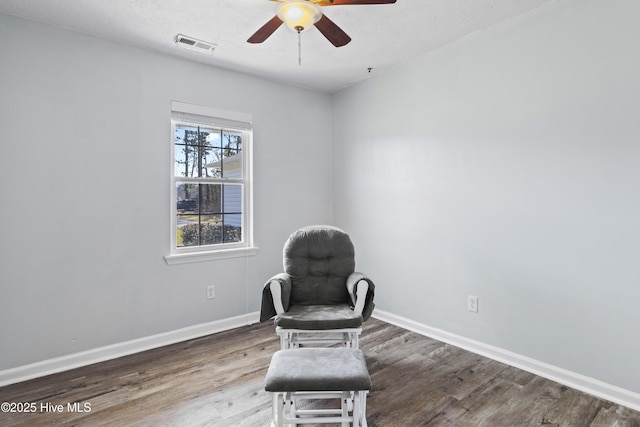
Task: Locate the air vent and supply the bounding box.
[175,34,216,54]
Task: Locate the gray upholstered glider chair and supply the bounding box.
[260,225,375,349]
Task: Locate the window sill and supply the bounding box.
[164,246,259,265]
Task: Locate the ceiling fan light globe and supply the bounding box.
[277,1,322,33]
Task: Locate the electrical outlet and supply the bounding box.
[207,285,215,300]
[467,295,478,313]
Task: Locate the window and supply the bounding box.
[165,102,256,264]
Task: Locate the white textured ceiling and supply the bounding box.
[0,0,558,93]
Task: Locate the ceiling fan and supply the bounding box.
[247,0,397,48]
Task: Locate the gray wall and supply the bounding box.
[0,13,333,370]
[332,0,640,393]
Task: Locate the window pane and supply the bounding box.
[200,184,222,214]
[200,215,223,245]
[222,130,243,178]
[221,184,243,243]
[176,184,198,210]
[175,144,196,177]
[175,124,243,180]
[199,144,216,178]
[204,148,222,178]
[176,183,198,247]
[175,183,243,247]
[174,123,220,178]
[174,123,199,145]
[223,214,242,243]
[177,214,198,247]
[174,124,199,178]
[222,183,242,214]
[222,154,242,179]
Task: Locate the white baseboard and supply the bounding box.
[0,311,261,387]
[372,309,640,412]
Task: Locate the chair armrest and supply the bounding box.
[260,273,292,321]
[346,272,376,320]
[270,280,286,315]
[353,280,369,316]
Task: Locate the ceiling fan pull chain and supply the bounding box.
[298,30,302,66]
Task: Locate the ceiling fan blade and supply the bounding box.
[247,15,283,44]
[318,0,397,5]
[314,15,351,47]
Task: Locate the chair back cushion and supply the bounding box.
[283,226,355,305]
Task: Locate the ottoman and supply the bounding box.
[265,348,371,426]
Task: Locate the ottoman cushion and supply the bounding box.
[265,348,371,392]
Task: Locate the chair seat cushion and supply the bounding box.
[265,348,371,392]
[275,304,363,330]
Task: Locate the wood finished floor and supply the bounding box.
[1,318,639,426]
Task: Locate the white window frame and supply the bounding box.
[164,101,257,265]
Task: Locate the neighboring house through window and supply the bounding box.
[165,101,256,264]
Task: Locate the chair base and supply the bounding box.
[271,390,368,427]
[276,326,362,349]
